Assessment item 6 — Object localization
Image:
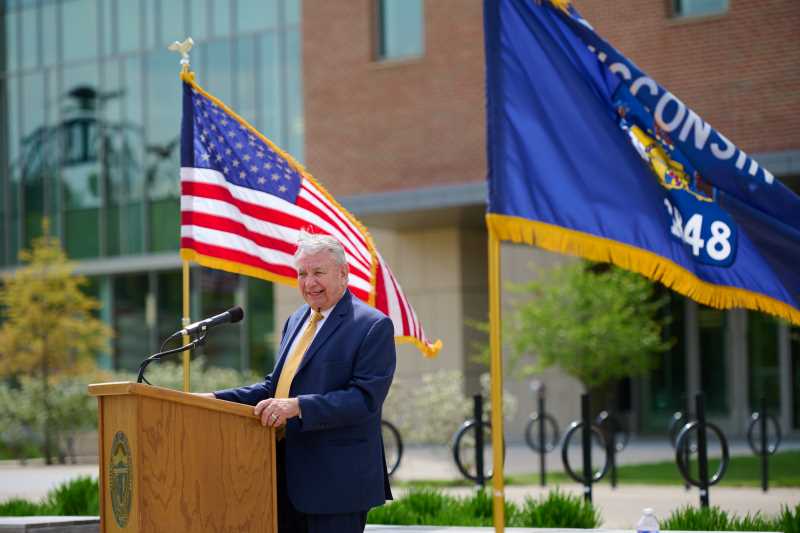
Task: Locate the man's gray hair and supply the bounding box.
[294,230,347,266]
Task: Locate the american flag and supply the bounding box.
[179,73,441,357]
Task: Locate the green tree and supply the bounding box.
[505,262,670,397]
[0,222,111,463]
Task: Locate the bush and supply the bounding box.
[45,476,99,516]
[0,358,260,462]
[367,488,598,528]
[382,369,516,445]
[519,490,601,528]
[662,504,797,532]
[0,476,99,516]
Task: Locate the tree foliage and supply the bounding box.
[506,262,671,389]
[0,226,111,378]
[0,223,111,462]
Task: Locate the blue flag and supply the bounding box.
[484,0,800,325]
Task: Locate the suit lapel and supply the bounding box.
[295,291,352,375]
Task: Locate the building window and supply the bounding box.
[673,0,729,18]
[377,0,424,61]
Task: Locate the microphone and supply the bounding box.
[180,306,244,336]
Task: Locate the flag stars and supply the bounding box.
[258,177,266,184]
[223,166,229,174]
[243,154,251,162]
[239,171,246,179]
[271,173,280,181]
[278,185,287,193]
[256,151,264,159]
[225,148,232,155]
[215,154,222,162]
[200,153,211,162]
[232,160,240,167]
[235,142,244,149]
[221,119,229,126]
[250,165,258,172]
[264,162,273,169]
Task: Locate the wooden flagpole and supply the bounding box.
[488,228,505,532]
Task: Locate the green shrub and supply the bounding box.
[662,505,793,532]
[45,476,99,516]
[519,490,601,528]
[368,488,598,528]
[0,476,98,517]
[0,498,47,516]
[776,503,800,533]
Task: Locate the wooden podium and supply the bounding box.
[89,382,277,533]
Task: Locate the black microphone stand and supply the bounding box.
[136,332,208,385]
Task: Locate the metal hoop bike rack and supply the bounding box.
[451,394,506,486]
[595,409,629,488]
[746,397,782,492]
[381,419,403,477]
[560,394,609,502]
[674,393,730,507]
[524,381,560,486]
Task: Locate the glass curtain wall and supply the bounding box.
[0,0,300,372]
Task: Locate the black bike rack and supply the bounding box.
[674,393,730,508]
[452,394,505,486]
[595,409,629,488]
[561,394,609,502]
[747,397,782,493]
[525,381,560,487]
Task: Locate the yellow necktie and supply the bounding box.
[274,310,324,400]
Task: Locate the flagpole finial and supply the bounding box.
[168,37,195,72]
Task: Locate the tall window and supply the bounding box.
[673,0,729,18]
[377,0,424,61]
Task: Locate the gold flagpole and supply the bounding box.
[182,259,191,392]
[168,37,195,393]
[488,226,505,532]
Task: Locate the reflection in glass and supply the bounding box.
[157,270,181,347]
[643,289,687,432]
[747,312,780,411]
[247,277,274,374]
[63,0,98,63]
[378,0,424,60]
[5,7,19,73]
[20,2,37,70]
[698,306,727,414]
[235,36,257,126]
[285,0,301,26]
[42,0,57,66]
[189,0,208,41]
[259,31,282,140]
[211,0,230,38]
[197,268,240,369]
[237,0,278,33]
[161,0,187,46]
[62,64,101,258]
[286,28,303,160]
[145,50,180,252]
[118,0,141,53]
[20,71,48,248]
[113,273,149,371]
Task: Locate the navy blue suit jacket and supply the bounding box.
[214,290,396,514]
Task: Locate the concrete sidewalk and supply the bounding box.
[1,440,798,528]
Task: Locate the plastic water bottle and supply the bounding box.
[636,508,659,533]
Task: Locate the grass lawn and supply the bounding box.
[398,450,800,488]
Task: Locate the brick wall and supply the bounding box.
[303,0,486,196]
[303,0,800,196]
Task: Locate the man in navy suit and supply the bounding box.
[204,231,396,533]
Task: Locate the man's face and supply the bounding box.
[296,250,348,311]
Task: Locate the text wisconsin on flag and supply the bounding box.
[179,72,441,357]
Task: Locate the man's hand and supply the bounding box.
[193,392,216,399]
[254,398,301,427]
